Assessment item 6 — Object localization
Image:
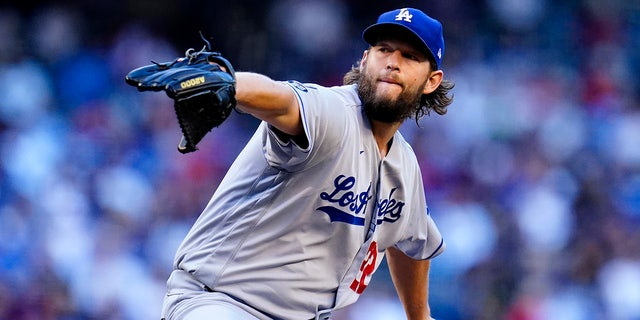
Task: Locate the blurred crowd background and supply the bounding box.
[1,0,639,319]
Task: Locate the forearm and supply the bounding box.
[234,72,302,136]
[386,246,432,320]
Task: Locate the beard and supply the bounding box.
[356,66,425,124]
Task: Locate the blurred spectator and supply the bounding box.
[0,1,639,319]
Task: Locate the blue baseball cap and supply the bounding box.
[362,8,445,69]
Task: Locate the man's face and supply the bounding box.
[357,39,432,123]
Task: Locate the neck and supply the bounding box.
[369,118,401,158]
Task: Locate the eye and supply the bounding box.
[403,53,419,61]
[401,50,424,61]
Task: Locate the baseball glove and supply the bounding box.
[125,35,236,153]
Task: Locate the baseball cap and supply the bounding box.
[362,8,445,69]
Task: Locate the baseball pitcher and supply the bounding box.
[126,7,454,320]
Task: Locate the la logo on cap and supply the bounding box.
[394,8,413,22]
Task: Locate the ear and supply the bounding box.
[422,70,443,95]
[359,50,369,69]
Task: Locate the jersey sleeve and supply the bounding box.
[261,81,354,171]
[394,206,445,260]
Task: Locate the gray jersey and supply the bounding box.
[172,82,445,319]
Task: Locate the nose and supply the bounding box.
[385,50,402,71]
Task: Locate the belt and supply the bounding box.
[312,308,332,320]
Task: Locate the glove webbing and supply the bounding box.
[175,87,235,153]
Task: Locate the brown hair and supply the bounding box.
[343,58,455,122]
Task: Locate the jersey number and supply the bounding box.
[349,241,378,294]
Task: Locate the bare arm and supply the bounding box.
[386,246,433,320]
[234,72,303,136]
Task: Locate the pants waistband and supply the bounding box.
[311,307,332,320]
[171,269,332,320]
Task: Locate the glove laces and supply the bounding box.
[185,31,212,63]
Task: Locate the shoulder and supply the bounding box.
[329,84,361,107]
[285,82,360,105]
[394,132,417,159]
[392,132,422,173]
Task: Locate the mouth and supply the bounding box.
[379,76,398,83]
[377,72,402,84]
[378,77,403,89]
